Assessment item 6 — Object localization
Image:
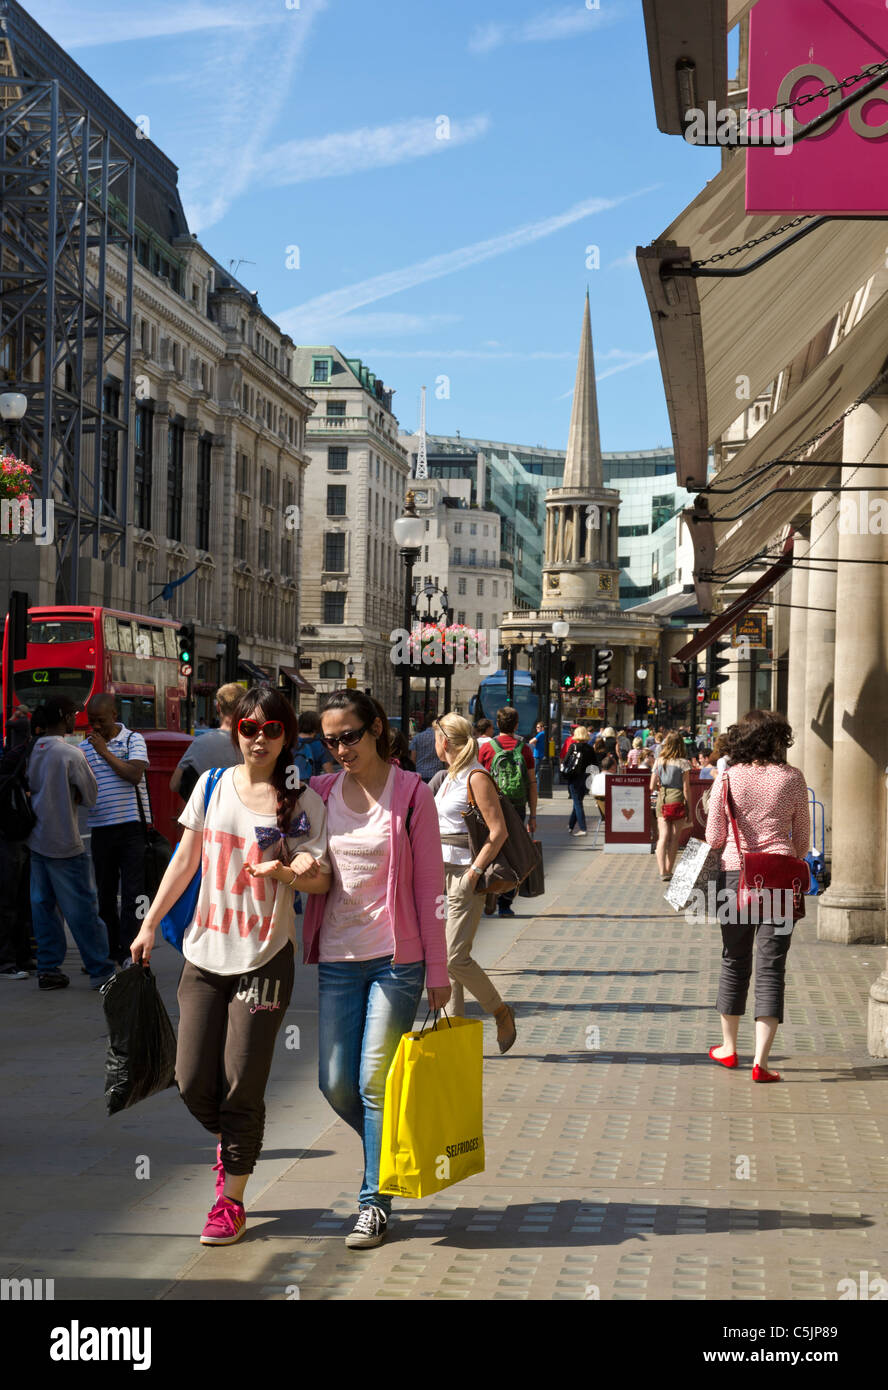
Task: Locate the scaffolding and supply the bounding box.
[0,1,134,601]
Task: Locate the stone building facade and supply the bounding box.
[290,347,410,712]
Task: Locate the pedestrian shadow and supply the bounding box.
[507,969,697,977]
[498,1002,714,1015]
[258,1149,336,1161]
[532,912,683,920]
[243,1198,874,1254]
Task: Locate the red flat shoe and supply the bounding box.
[752,1064,781,1082]
[709,1045,738,1069]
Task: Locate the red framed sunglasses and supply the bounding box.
[238,718,285,740]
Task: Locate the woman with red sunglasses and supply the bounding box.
[131,686,330,1246]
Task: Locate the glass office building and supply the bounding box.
[413,435,692,611]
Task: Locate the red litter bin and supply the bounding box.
[143,731,193,847]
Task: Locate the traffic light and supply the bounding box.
[593,647,613,687]
[223,632,239,683]
[178,623,195,674]
[706,639,731,694]
[561,659,576,689]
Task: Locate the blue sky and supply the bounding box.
[28,0,721,451]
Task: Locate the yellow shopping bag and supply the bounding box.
[379,1014,484,1199]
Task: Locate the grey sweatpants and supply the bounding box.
[176,941,294,1175]
[715,870,794,1023]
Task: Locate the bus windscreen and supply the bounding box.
[13,668,95,710]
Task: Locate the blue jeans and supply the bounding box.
[318,956,425,1215]
[567,781,587,832]
[29,851,115,983]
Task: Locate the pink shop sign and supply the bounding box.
[746,0,888,216]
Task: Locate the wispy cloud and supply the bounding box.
[469,4,624,54]
[26,1,273,48]
[253,114,490,189]
[608,251,638,270]
[556,348,658,396]
[303,312,462,338]
[275,187,657,339]
[180,1,329,232]
[364,348,576,360]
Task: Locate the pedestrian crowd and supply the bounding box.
[0,687,808,1248]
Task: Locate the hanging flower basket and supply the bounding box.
[608,686,638,705]
[395,623,492,675]
[0,453,34,543]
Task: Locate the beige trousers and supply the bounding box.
[444,863,503,1017]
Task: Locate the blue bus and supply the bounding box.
[469,670,540,739]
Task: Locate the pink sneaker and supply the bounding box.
[213,1144,225,1200]
[200,1195,246,1246]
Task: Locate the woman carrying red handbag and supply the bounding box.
[650,731,692,880]
[705,710,810,1082]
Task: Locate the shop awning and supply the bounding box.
[238,659,272,684]
[702,276,888,578]
[642,0,727,135]
[673,531,795,662]
[640,155,888,452]
[279,666,316,695]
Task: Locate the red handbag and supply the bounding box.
[661,800,686,820]
[724,776,809,921]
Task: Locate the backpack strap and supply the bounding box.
[204,766,225,810]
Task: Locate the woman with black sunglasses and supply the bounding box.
[131,686,330,1246]
[302,690,449,1249]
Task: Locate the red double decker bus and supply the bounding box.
[2,605,186,731]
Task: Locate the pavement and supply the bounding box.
[2,792,888,1302]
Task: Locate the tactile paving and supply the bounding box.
[188,812,888,1301]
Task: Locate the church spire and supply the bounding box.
[563,289,603,491]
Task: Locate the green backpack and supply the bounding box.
[490,736,529,809]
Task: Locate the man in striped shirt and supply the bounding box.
[81,694,150,965]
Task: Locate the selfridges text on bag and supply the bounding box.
[379,1012,484,1199]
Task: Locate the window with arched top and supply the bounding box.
[320,660,345,679]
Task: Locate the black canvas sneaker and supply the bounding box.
[345,1205,388,1249]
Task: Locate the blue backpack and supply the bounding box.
[160,768,224,952]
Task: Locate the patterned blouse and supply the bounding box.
[705,762,810,870]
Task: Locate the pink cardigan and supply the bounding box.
[302,767,449,989]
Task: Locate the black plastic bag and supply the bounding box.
[102,965,177,1115]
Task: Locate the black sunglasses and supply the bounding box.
[320,721,370,750]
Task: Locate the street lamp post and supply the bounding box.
[540,615,569,799]
[393,492,424,732]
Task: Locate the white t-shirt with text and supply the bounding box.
[178,768,328,975]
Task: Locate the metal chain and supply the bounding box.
[710,368,888,526]
[772,59,888,115]
[690,60,888,268]
[690,216,813,267]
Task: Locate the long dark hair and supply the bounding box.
[320,688,390,762]
[722,709,793,765]
[229,685,302,832]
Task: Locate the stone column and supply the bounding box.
[818,396,888,945]
[785,531,809,772]
[152,412,169,541]
[183,419,200,553]
[802,492,837,855]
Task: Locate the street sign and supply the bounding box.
[732,612,767,648]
